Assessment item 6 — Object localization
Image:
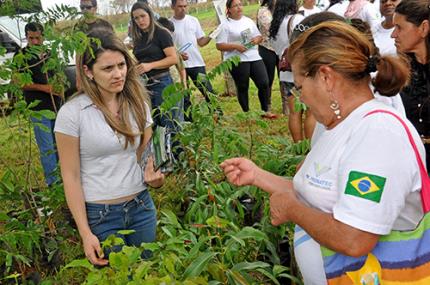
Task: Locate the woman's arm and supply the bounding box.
[270,189,379,257]
[56,133,108,266]
[220,157,293,195]
[216,43,247,53]
[136,46,178,74]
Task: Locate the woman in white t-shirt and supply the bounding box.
[344,0,380,32]
[55,33,164,266]
[299,0,322,17]
[216,0,275,118]
[373,0,400,56]
[221,21,423,285]
[269,0,314,142]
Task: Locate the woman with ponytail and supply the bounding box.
[221,21,424,284]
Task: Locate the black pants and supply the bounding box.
[259,45,278,109]
[229,60,270,112]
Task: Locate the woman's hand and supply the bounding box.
[82,232,108,266]
[269,189,299,226]
[144,156,165,188]
[250,35,262,46]
[220,157,259,186]
[235,44,247,53]
[136,63,153,75]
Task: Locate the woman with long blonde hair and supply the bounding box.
[55,33,164,265]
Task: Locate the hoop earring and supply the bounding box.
[329,92,341,120]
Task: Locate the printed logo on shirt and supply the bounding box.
[345,171,386,203]
[304,162,333,190]
[314,162,331,177]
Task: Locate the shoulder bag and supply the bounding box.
[278,14,297,72]
[322,109,430,285]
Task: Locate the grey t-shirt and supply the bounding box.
[54,94,152,202]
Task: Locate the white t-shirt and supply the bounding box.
[170,15,206,68]
[327,1,349,16]
[373,22,396,56]
[316,0,330,10]
[347,2,381,33]
[299,6,322,17]
[54,94,153,202]
[294,100,424,284]
[216,16,262,62]
[312,90,406,147]
[271,14,305,83]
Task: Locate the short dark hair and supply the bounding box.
[24,22,44,36]
[157,17,174,32]
[81,0,97,6]
[171,0,178,6]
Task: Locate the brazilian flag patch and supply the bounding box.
[344,171,386,203]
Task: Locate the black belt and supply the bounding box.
[148,71,170,81]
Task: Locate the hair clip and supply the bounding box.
[294,24,310,33]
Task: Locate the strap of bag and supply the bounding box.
[365,109,430,213]
[287,14,296,37]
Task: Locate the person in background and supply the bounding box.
[222,21,421,285]
[299,0,322,17]
[157,17,188,89]
[75,0,114,34]
[75,0,114,91]
[344,0,380,32]
[269,0,313,142]
[170,0,215,119]
[392,0,430,170]
[373,0,400,56]
[55,33,164,266]
[257,0,280,115]
[13,22,62,187]
[216,0,274,118]
[327,0,349,16]
[316,0,331,10]
[130,2,181,130]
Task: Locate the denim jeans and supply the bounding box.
[31,116,58,186]
[146,74,184,132]
[86,190,157,258]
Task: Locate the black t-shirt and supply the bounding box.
[133,25,173,78]
[13,47,62,112]
[401,54,430,136]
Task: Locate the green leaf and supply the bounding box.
[255,268,280,285]
[161,209,181,227]
[183,252,217,279]
[63,258,94,271]
[231,261,270,271]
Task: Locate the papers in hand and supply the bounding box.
[209,25,222,39]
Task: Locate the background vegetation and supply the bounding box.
[0,2,309,284]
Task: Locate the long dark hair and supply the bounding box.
[395,0,430,62]
[269,0,298,39]
[130,2,162,45]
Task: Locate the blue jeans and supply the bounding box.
[146,74,184,132]
[86,190,157,257]
[31,116,58,186]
